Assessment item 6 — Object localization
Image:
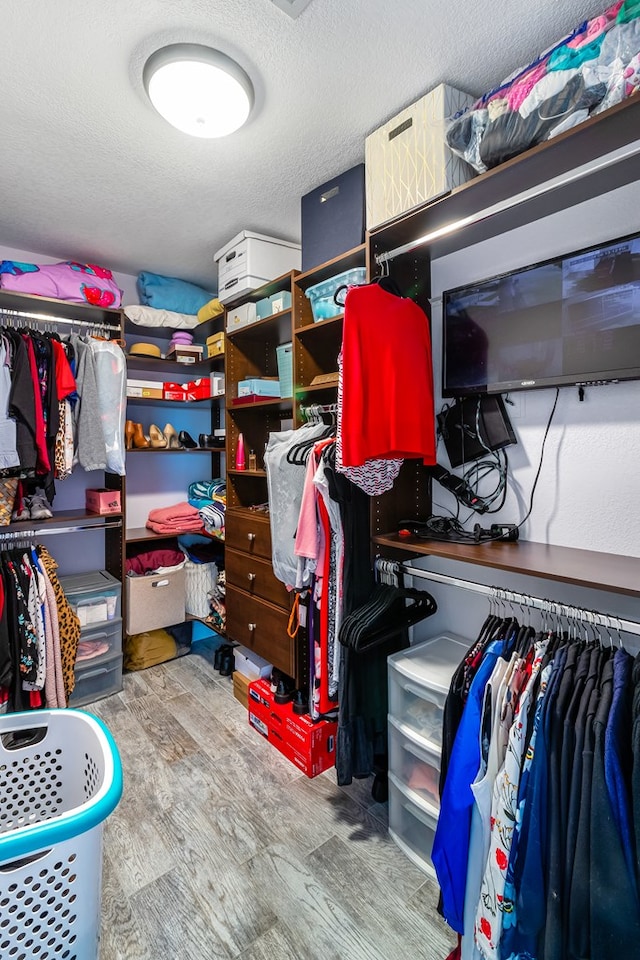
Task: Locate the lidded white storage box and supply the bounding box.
[365,83,475,230]
[215,230,301,304]
[388,633,468,750]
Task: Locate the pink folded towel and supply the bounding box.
[147,502,200,524]
[146,518,204,535]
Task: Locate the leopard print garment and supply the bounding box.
[38,545,81,702]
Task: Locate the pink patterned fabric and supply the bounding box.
[0,261,122,308]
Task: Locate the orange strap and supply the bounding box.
[287,593,301,638]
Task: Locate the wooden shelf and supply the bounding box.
[227,309,292,344]
[3,509,123,535]
[369,96,640,262]
[228,469,267,478]
[126,528,225,544]
[223,270,299,310]
[373,533,640,598]
[295,382,338,396]
[126,354,224,373]
[295,244,366,289]
[228,397,293,412]
[0,289,122,326]
[296,314,344,335]
[226,506,270,523]
[126,395,223,407]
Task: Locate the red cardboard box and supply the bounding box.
[163,381,189,401]
[248,678,337,778]
[86,488,121,515]
[186,378,211,401]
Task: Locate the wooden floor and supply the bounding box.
[91,637,455,960]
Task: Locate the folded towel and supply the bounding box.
[124,304,201,329]
[146,518,205,535]
[147,501,200,524]
[137,271,213,315]
[197,298,224,324]
[188,479,226,501]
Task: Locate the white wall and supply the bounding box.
[408,178,640,652]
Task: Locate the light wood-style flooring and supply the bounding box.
[91,637,455,960]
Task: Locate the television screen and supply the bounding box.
[442,233,640,396]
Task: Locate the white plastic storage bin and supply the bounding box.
[388,772,438,878]
[388,715,441,810]
[0,709,122,960]
[75,618,123,664]
[60,569,121,627]
[70,649,123,707]
[388,633,468,750]
[365,82,475,230]
[215,230,301,304]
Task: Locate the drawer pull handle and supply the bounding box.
[248,622,257,631]
[247,533,256,542]
[247,573,256,582]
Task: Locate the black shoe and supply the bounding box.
[292,689,308,715]
[274,678,294,705]
[214,643,228,671]
[178,430,198,449]
[219,651,234,677]
[198,433,225,449]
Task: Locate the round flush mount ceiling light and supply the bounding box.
[143,44,254,138]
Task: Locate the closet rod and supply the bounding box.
[379,559,640,638]
[0,308,120,334]
[0,519,122,542]
[375,138,640,266]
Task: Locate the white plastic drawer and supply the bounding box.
[388,715,441,809]
[69,651,123,707]
[76,618,123,663]
[388,772,437,878]
[388,665,446,750]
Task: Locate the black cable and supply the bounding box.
[515,387,560,530]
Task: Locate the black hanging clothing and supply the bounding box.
[5,330,38,474]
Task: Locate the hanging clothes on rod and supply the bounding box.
[406,573,640,960]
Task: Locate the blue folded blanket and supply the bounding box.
[137,271,214,316]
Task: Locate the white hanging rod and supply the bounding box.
[0,519,122,544]
[375,138,640,266]
[376,558,640,638]
[0,307,119,335]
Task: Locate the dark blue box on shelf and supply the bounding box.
[301,164,365,272]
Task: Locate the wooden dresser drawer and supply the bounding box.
[226,548,290,608]
[226,584,294,678]
[225,511,272,560]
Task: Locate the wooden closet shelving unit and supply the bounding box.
[368,93,640,595]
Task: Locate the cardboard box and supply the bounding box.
[206,332,225,357]
[215,231,301,305]
[166,344,204,364]
[125,567,186,635]
[233,644,272,680]
[238,378,281,398]
[256,290,292,320]
[226,302,257,333]
[186,378,211,401]
[365,83,475,230]
[233,671,251,710]
[248,678,337,778]
[127,379,164,399]
[210,373,225,397]
[163,381,189,401]
[85,488,121,515]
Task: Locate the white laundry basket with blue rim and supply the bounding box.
[0,708,123,960]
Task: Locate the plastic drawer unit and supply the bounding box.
[388,633,468,751]
[388,772,438,879]
[60,569,122,628]
[388,714,442,811]
[70,649,123,707]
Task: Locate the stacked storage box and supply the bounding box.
[387,634,467,877]
[59,570,123,706]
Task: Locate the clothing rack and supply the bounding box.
[375,557,640,638]
[300,402,337,421]
[374,139,640,266]
[0,307,119,337]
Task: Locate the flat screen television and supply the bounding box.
[442,232,640,396]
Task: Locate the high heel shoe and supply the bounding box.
[163,424,180,449]
[132,422,150,448]
[125,420,136,451]
[149,424,168,449]
[178,430,198,449]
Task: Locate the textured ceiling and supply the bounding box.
[0,0,607,290]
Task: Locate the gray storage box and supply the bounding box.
[125,568,186,635]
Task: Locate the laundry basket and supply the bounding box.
[0,709,123,960]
